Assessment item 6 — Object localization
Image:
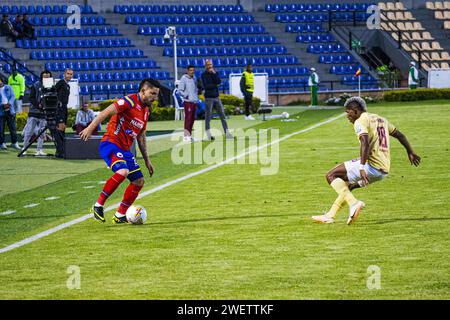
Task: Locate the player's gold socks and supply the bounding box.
[330,178,358,207]
[326,194,345,218]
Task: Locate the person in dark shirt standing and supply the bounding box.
[0,14,19,41]
[54,68,73,158]
[22,15,35,40]
[200,59,232,141]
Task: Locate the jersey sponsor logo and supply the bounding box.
[130,118,144,130]
[116,152,123,158]
[114,116,125,135]
[117,99,125,106]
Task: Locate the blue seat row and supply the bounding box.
[28,15,105,26]
[0,5,93,15]
[330,65,364,75]
[139,25,265,36]
[319,54,354,64]
[277,13,330,23]
[269,77,310,88]
[164,46,288,57]
[248,66,309,77]
[114,5,243,14]
[0,62,37,84]
[74,71,171,83]
[296,33,335,43]
[342,75,377,85]
[126,15,254,25]
[178,56,300,68]
[36,27,119,38]
[266,3,374,13]
[286,24,325,33]
[138,25,266,35]
[30,49,144,60]
[149,35,276,46]
[190,66,310,79]
[307,43,345,54]
[277,12,372,23]
[45,59,158,72]
[81,83,139,95]
[18,38,132,49]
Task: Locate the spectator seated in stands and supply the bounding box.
[1,14,19,41]
[73,103,98,135]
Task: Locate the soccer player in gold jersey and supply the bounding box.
[312,97,421,225]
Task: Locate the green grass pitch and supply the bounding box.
[0,101,449,299]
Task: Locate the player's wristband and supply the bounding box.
[359,164,366,171]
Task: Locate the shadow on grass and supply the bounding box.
[365,217,450,225]
[126,212,307,227]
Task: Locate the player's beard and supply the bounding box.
[143,97,154,107]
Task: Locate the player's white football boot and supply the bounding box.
[347,201,365,225]
[311,214,335,224]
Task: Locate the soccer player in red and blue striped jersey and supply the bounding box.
[80,78,160,223]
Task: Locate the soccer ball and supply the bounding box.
[281,111,290,119]
[126,205,147,225]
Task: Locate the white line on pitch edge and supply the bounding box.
[45,196,60,201]
[0,113,345,254]
[23,203,40,208]
[0,210,16,216]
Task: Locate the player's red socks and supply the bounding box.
[97,172,127,206]
[117,183,143,215]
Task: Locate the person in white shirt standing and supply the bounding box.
[178,65,199,142]
[408,61,419,90]
[308,67,319,107]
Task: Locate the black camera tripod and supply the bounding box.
[17,90,60,158]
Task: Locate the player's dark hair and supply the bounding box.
[40,70,52,81]
[187,65,195,70]
[139,78,161,91]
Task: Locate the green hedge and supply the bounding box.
[201,94,261,114]
[383,88,450,101]
[15,113,28,132]
[92,94,261,121]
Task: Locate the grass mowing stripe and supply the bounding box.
[0,111,344,254]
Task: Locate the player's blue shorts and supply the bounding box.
[99,141,143,182]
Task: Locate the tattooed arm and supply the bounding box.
[137,130,154,177]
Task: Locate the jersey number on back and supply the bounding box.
[377,126,388,149]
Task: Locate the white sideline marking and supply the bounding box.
[24,203,40,208]
[83,186,95,189]
[0,113,345,254]
[0,210,16,216]
[45,196,60,201]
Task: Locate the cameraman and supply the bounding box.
[22,70,50,156]
[53,68,73,158]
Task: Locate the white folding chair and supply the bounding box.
[173,89,185,121]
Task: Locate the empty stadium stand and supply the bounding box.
[1,1,448,102]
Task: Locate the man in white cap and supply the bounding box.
[408,61,418,90]
[308,67,319,107]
